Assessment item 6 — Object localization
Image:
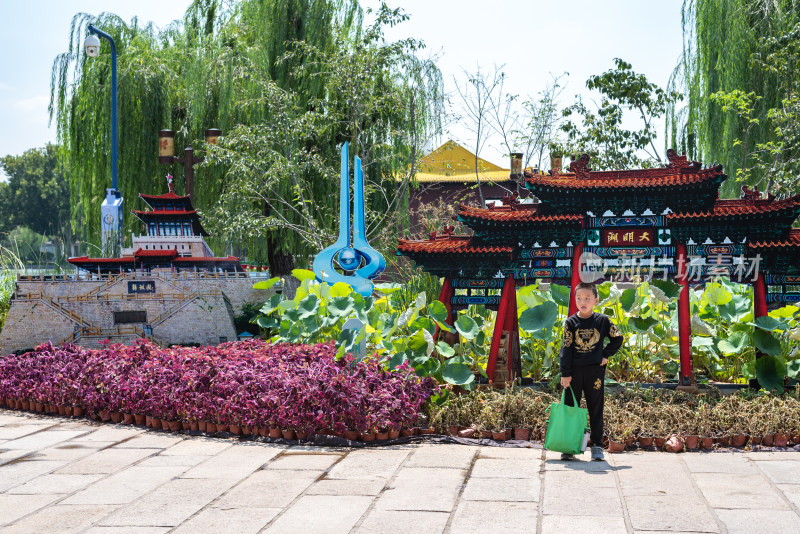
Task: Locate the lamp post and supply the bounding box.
[85,25,123,257]
[158,129,221,200]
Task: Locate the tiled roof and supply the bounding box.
[173,256,240,262]
[397,236,514,257]
[131,209,199,217]
[139,191,188,200]
[748,229,800,249]
[458,203,584,224]
[133,248,179,258]
[667,196,800,221]
[67,256,135,264]
[525,165,724,190]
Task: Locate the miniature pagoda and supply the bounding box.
[68,176,241,274]
[397,150,800,388]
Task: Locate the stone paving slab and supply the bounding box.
[2,409,800,533]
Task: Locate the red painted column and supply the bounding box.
[488,276,515,384]
[676,243,695,386]
[568,241,584,316]
[753,273,768,319]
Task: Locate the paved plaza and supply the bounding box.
[1,410,799,533]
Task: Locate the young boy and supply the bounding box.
[559,281,623,461]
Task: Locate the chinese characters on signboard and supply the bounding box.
[602,229,654,246]
[127,281,156,294]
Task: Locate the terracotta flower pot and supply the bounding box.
[419,427,435,435]
[190,421,199,432]
[344,430,359,441]
[774,433,789,447]
[731,434,749,448]
[608,439,625,453]
[268,427,281,439]
[791,434,800,445]
[447,425,460,436]
[99,410,111,422]
[360,431,376,442]
[73,407,85,418]
[514,428,532,441]
[57,405,66,416]
[458,428,476,438]
[492,430,507,441]
[481,430,493,439]
[123,414,135,425]
[198,420,207,432]
[638,436,654,448]
[160,420,172,432]
[216,424,228,433]
[624,437,636,449]
[296,430,308,440]
[242,426,251,436]
[281,429,296,440]
[181,421,191,431]
[229,425,241,436]
[258,426,268,437]
[655,436,667,448]
[146,415,153,428]
[377,431,389,441]
[110,412,123,424]
[151,418,162,430]
[35,402,43,412]
[206,422,217,434]
[21,401,30,411]
[684,435,699,450]
[762,433,775,447]
[751,435,762,445]
[665,435,684,453]
[388,430,400,439]
[400,428,416,437]
[715,434,731,447]
[169,420,181,432]
[700,437,714,450]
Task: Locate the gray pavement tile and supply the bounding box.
[97,477,238,527]
[0,413,32,426]
[625,495,720,532]
[0,493,64,527]
[777,483,800,509]
[470,458,540,478]
[354,510,449,534]
[0,460,66,492]
[171,506,281,534]
[213,469,322,509]
[745,451,799,460]
[306,478,387,496]
[326,448,410,480]
[541,515,628,533]
[374,467,467,512]
[26,441,116,462]
[716,509,800,534]
[0,423,52,440]
[7,473,103,495]
[682,452,759,474]
[477,446,540,459]
[136,454,210,468]
[449,501,538,532]
[693,472,790,510]
[544,467,618,488]
[615,465,695,497]
[543,449,613,471]
[404,444,477,469]
[113,434,184,449]
[54,447,154,475]
[263,453,342,471]
[62,465,187,505]
[181,443,282,479]
[461,476,539,502]
[0,503,120,534]
[753,459,800,484]
[543,472,622,516]
[0,449,34,466]
[70,426,142,443]
[1,429,88,450]
[264,495,373,534]
[84,527,171,533]
[160,439,231,456]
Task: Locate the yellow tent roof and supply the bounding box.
[403,140,511,183]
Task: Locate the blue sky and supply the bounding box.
[0,0,684,180]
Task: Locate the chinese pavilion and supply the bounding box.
[68,176,241,273]
[397,150,800,387]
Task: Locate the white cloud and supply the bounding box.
[15,94,50,112]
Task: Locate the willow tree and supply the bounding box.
[668,0,800,196]
[49,0,366,263]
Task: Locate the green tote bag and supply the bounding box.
[544,386,589,455]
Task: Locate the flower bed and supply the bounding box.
[0,339,437,438]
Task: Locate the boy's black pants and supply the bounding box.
[564,363,605,446]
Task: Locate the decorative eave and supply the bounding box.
[138,191,193,210]
[748,229,800,273]
[456,200,585,245]
[133,248,179,258]
[396,235,516,276]
[749,229,800,250]
[457,203,584,225]
[524,150,726,214]
[173,256,241,263]
[130,209,210,236]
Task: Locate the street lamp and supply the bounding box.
[85,25,123,257]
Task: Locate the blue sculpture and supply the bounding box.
[312,143,386,296]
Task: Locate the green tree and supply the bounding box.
[561,58,682,170]
[0,145,70,237]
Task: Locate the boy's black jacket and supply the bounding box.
[559,312,623,377]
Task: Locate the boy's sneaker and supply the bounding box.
[591,445,604,461]
[560,453,574,461]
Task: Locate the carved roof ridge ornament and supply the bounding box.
[568,154,591,178]
[740,184,776,203]
[665,149,690,170]
[501,191,520,210]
